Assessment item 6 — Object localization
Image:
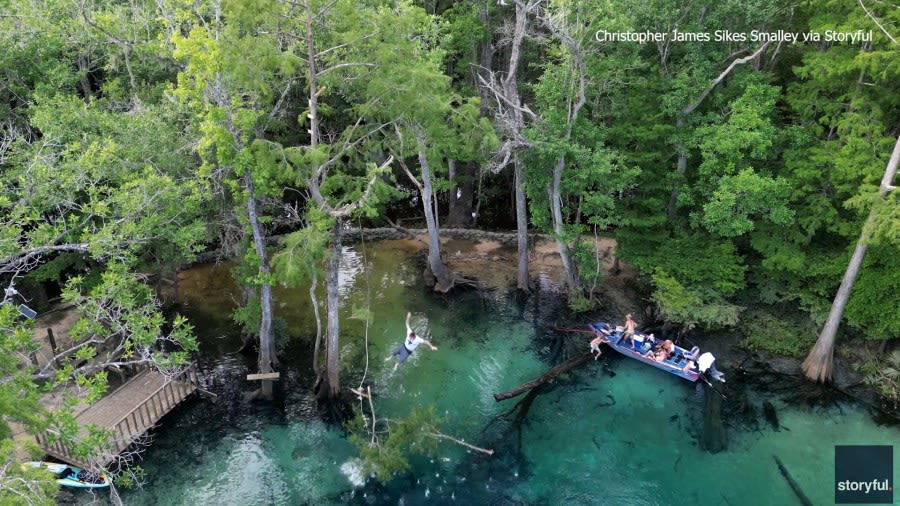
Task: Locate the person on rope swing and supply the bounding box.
[385,312,437,371]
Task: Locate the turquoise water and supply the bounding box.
[69,240,898,505]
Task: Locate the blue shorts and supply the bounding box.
[392,345,414,363]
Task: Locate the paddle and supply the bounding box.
[698,373,728,400]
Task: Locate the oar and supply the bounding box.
[699,373,728,400]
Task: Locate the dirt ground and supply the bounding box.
[397,233,642,315]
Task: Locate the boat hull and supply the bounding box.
[589,322,701,382]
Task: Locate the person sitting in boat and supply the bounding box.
[620,313,637,346]
[639,333,656,354]
[385,312,437,371]
[651,339,675,362]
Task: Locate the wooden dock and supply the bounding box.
[37,367,199,469]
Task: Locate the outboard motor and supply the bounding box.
[698,352,725,383]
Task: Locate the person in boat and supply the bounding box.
[385,312,437,371]
[590,326,611,360]
[620,313,637,346]
[639,333,656,354]
[651,339,675,362]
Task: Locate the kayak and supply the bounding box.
[24,461,111,489]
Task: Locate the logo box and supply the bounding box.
[835,445,893,504]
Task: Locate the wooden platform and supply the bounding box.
[37,367,198,469]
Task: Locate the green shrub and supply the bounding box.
[738,308,817,358]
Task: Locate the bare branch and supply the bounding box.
[316,62,376,78]
[0,244,90,276]
[397,157,422,192]
[858,0,898,44]
[261,77,298,132]
[315,33,376,59]
[682,41,772,116]
[426,431,494,456]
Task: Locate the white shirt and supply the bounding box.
[404,335,425,352]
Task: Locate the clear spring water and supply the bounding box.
[65,240,898,505]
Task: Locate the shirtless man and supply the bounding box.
[621,313,637,346]
[590,326,611,360]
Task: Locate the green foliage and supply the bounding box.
[842,245,900,337]
[232,294,261,337]
[114,465,146,489]
[346,406,442,484]
[0,441,57,506]
[622,229,747,330]
[650,268,742,330]
[568,293,596,314]
[694,82,781,176]
[437,1,488,89]
[699,169,795,237]
[738,308,818,358]
[856,350,900,409]
[0,306,44,439]
[868,190,900,248]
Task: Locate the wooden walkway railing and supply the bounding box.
[37,366,199,469]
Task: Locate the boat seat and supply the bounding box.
[683,346,700,362]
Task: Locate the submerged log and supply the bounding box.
[493,351,592,402]
[762,400,780,431]
[773,455,813,506]
[702,384,726,453]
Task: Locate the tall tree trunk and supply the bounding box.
[244,171,276,400]
[550,157,581,296]
[416,130,455,292]
[172,265,179,305]
[208,64,277,387]
[542,11,588,298]
[668,116,687,221]
[322,223,342,398]
[310,269,322,377]
[802,136,900,382]
[503,0,532,292]
[514,157,530,291]
[304,1,340,400]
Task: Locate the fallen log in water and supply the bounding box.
[702,384,726,453]
[493,351,592,402]
[773,455,813,506]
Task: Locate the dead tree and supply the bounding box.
[477,0,542,292]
